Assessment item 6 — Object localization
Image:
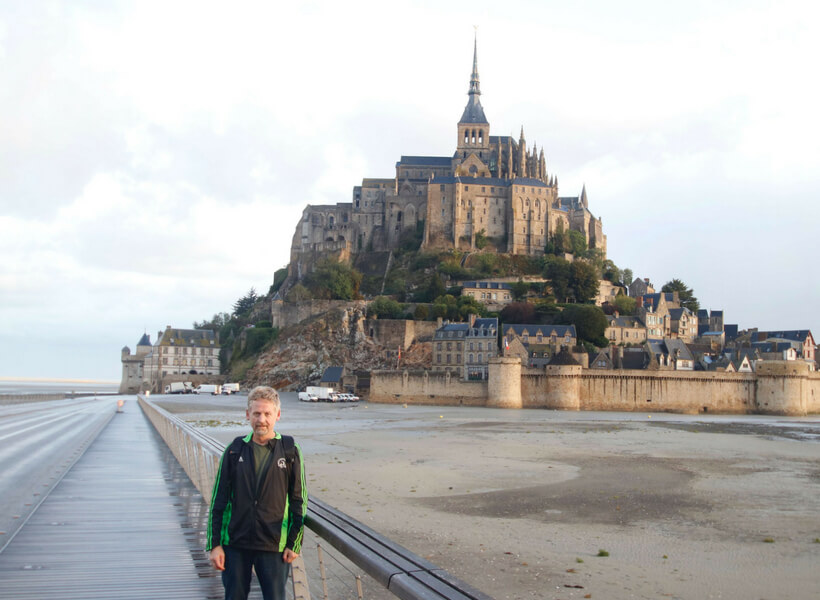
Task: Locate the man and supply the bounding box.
[207,386,307,600]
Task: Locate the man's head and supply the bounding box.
[246,386,281,444]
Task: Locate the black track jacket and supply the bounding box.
[207,432,307,553]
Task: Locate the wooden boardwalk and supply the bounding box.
[0,403,226,599]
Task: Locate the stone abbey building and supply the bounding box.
[289,40,606,279]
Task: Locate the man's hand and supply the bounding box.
[283,548,299,564]
[209,546,226,571]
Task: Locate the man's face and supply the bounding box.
[246,399,281,443]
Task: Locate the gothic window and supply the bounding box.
[479,130,483,144]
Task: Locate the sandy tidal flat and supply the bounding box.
[158,393,820,600]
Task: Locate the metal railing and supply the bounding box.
[138,395,492,600]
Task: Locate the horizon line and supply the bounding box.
[0,376,119,384]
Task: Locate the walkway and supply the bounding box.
[0,402,225,599]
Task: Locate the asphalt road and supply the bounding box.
[0,395,123,552]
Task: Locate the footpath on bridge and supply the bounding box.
[0,401,227,600]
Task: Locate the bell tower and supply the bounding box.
[455,34,490,169]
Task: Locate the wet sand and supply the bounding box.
[158,394,820,600]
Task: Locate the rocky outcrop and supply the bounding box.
[244,305,431,391]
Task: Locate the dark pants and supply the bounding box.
[222,546,290,600]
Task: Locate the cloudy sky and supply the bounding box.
[1,0,818,381]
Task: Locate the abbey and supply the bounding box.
[289,40,606,278]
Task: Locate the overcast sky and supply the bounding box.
[1,0,818,382]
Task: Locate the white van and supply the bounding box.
[222,383,240,395]
[298,391,318,402]
[194,384,221,395]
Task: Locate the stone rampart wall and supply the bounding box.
[578,370,756,414]
[364,319,438,351]
[370,369,488,406]
[371,361,818,415]
[271,300,368,329]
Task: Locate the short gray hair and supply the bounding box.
[247,386,280,410]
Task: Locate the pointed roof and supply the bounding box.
[459,34,488,124]
[137,333,151,346]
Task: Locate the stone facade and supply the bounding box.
[287,39,606,284]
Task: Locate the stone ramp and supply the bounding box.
[0,404,227,599]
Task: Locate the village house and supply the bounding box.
[605,314,648,345]
[648,338,695,370]
[432,316,498,379]
[460,280,513,310]
[501,323,577,366]
[752,330,815,365]
[669,307,698,343]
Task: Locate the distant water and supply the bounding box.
[0,379,119,395]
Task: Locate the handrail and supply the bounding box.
[138,395,493,600]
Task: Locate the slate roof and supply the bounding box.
[462,281,512,290]
[433,175,509,186]
[669,308,686,320]
[321,366,344,384]
[137,333,151,346]
[621,349,650,370]
[548,347,580,366]
[665,338,694,361]
[504,324,577,339]
[606,315,644,328]
[753,330,813,343]
[398,156,452,166]
[159,328,219,348]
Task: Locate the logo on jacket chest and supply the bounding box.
[277,458,287,469]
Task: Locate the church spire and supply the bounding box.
[469,32,481,97]
[458,32,488,125]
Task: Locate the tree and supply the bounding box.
[413,304,429,320]
[270,266,288,295]
[233,288,259,317]
[418,273,446,302]
[567,230,587,256]
[612,294,636,316]
[547,221,567,255]
[570,260,600,303]
[193,312,231,331]
[557,304,608,345]
[622,268,634,287]
[474,228,489,250]
[368,296,405,319]
[544,256,571,302]
[499,302,536,324]
[303,259,362,300]
[285,283,311,302]
[662,279,700,312]
[601,259,621,283]
[510,279,530,301]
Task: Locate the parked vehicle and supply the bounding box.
[194,384,221,395]
[165,382,186,394]
[305,386,335,401]
[183,382,194,394]
[222,383,240,395]
[298,391,318,402]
